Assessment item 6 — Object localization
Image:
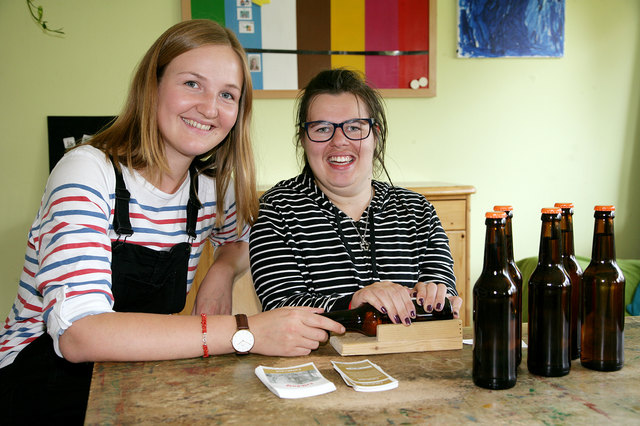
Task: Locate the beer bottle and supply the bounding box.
[581,205,625,371]
[554,202,583,360]
[493,205,523,367]
[527,207,571,377]
[472,211,517,390]
[321,298,453,337]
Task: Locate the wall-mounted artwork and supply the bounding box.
[182,0,437,98]
[47,116,116,172]
[457,0,565,58]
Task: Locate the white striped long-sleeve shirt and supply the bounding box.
[0,145,248,368]
[249,173,456,312]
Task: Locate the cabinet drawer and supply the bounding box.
[429,200,466,230]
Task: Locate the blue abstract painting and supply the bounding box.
[458,0,565,58]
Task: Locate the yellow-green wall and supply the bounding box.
[1,0,638,318]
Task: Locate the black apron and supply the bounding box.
[0,160,202,423]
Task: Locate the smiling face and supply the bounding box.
[302,93,375,200]
[156,44,243,171]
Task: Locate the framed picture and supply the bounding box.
[47,116,116,172]
[181,0,437,98]
[457,0,565,58]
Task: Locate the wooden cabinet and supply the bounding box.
[407,184,475,326]
[184,184,475,326]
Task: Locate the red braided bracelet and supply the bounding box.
[201,313,209,358]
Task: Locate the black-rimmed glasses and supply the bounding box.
[300,118,375,143]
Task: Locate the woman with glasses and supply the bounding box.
[249,69,462,327]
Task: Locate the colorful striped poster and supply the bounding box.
[189,0,431,93]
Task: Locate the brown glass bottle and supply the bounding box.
[581,205,625,371]
[527,208,571,377]
[555,202,583,360]
[472,212,518,390]
[321,298,453,337]
[494,205,522,367]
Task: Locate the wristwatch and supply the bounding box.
[231,314,254,355]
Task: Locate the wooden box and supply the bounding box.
[329,319,463,356]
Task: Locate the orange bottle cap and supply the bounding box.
[493,205,513,212]
[554,202,574,208]
[486,211,507,219]
[594,205,615,211]
[541,207,561,214]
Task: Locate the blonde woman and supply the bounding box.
[0,20,343,423]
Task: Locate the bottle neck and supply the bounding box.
[559,210,576,257]
[322,304,370,329]
[538,214,563,265]
[482,218,509,273]
[504,214,516,262]
[322,305,382,336]
[591,212,616,261]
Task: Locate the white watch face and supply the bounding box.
[232,329,255,352]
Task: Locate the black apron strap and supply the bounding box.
[186,164,202,240]
[111,157,134,237]
[111,157,201,239]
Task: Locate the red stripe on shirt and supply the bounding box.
[42,195,99,221]
[66,289,113,301]
[17,294,43,313]
[37,268,112,293]
[41,241,112,265]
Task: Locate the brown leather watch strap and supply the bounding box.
[235,314,249,330]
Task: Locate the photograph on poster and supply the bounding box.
[248,54,261,72]
[238,7,252,20]
[239,21,254,34]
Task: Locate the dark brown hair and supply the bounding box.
[294,68,390,180]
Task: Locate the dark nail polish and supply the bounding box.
[427,305,433,312]
[412,291,418,297]
[394,315,401,324]
[405,317,411,325]
[419,298,425,306]
[436,303,442,311]
[410,311,416,318]
[381,306,388,314]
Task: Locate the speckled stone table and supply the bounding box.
[85,316,639,425]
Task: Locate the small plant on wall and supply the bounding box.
[27,0,64,35]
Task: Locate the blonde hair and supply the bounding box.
[89,19,258,231]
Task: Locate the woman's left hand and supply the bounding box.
[350,281,415,325]
[193,242,249,315]
[412,282,463,319]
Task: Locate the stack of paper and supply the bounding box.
[331,359,398,392]
[254,362,336,399]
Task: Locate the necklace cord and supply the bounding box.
[332,205,378,282]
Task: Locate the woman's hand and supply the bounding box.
[350,281,415,326]
[249,307,345,356]
[192,279,232,315]
[193,242,249,315]
[412,282,463,319]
